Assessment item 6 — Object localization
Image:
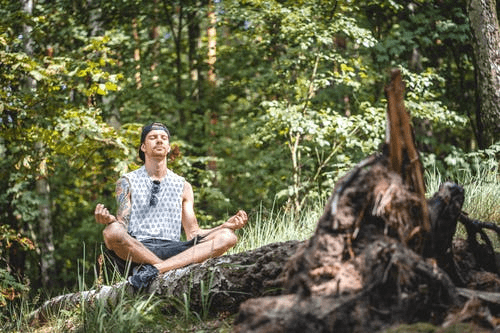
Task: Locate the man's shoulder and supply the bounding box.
[121,166,145,181]
[167,169,185,182]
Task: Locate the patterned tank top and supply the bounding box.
[122,166,185,241]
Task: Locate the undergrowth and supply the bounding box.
[2,163,499,332]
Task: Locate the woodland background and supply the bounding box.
[1,0,499,315]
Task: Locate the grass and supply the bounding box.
[425,163,500,221]
[2,163,499,332]
[425,162,500,245]
[230,201,322,254]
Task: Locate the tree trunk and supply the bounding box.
[35,156,56,289]
[188,5,201,100]
[466,0,500,146]
[21,0,56,289]
[132,17,142,89]
[151,0,160,73]
[207,0,217,85]
[87,0,102,37]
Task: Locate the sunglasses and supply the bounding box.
[150,180,161,207]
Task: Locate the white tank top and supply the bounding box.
[123,166,185,241]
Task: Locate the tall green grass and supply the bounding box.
[230,201,323,254]
[425,165,500,223]
[425,162,500,246]
[425,163,500,222]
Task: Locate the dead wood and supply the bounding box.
[459,212,500,273]
[150,240,300,314]
[385,69,430,238]
[235,237,460,333]
[233,69,500,332]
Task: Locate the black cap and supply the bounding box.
[138,122,170,162]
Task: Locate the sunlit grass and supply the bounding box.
[425,162,500,222]
[425,162,500,247]
[230,201,322,254]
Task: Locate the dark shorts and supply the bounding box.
[104,235,205,276]
[141,237,203,260]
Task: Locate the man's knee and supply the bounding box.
[102,222,128,249]
[217,228,238,250]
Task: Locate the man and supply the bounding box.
[94,122,248,288]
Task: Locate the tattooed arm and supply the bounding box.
[115,177,131,227]
[94,177,131,227]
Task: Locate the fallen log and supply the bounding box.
[457,287,500,305]
[29,240,301,323]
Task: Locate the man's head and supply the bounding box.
[139,122,170,162]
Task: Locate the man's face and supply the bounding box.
[141,129,170,161]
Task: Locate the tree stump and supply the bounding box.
[232,70,500,332]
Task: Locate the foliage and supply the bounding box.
[0,3,138,299]
[0,226,34,310]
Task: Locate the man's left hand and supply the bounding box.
[224,210,248,230]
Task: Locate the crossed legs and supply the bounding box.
[103,223,237,274]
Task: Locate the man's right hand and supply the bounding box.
[95,203,118,225]
[223,210,248,230]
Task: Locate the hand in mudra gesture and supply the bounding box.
[94,203,118,225]
[224,210,248,230]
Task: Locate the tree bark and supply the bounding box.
[188,4,201,100]
[466,0,500,146]
[132,17,142,89]
[35,156,56,289]
[207,0,217,85]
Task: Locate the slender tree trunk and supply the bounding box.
[186,1,201,132]
[188,6,201,101]
[132,18,142,89]
[175,6,183,103]
[21,0,55,289]
[205,0,218,171]
[35,152,55,289]
[466,0,500,146]
[288,131,302,214]
[163,2,185,123]
[151,0,160,73]
[87,0,102,37]
[207,0,216,85]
